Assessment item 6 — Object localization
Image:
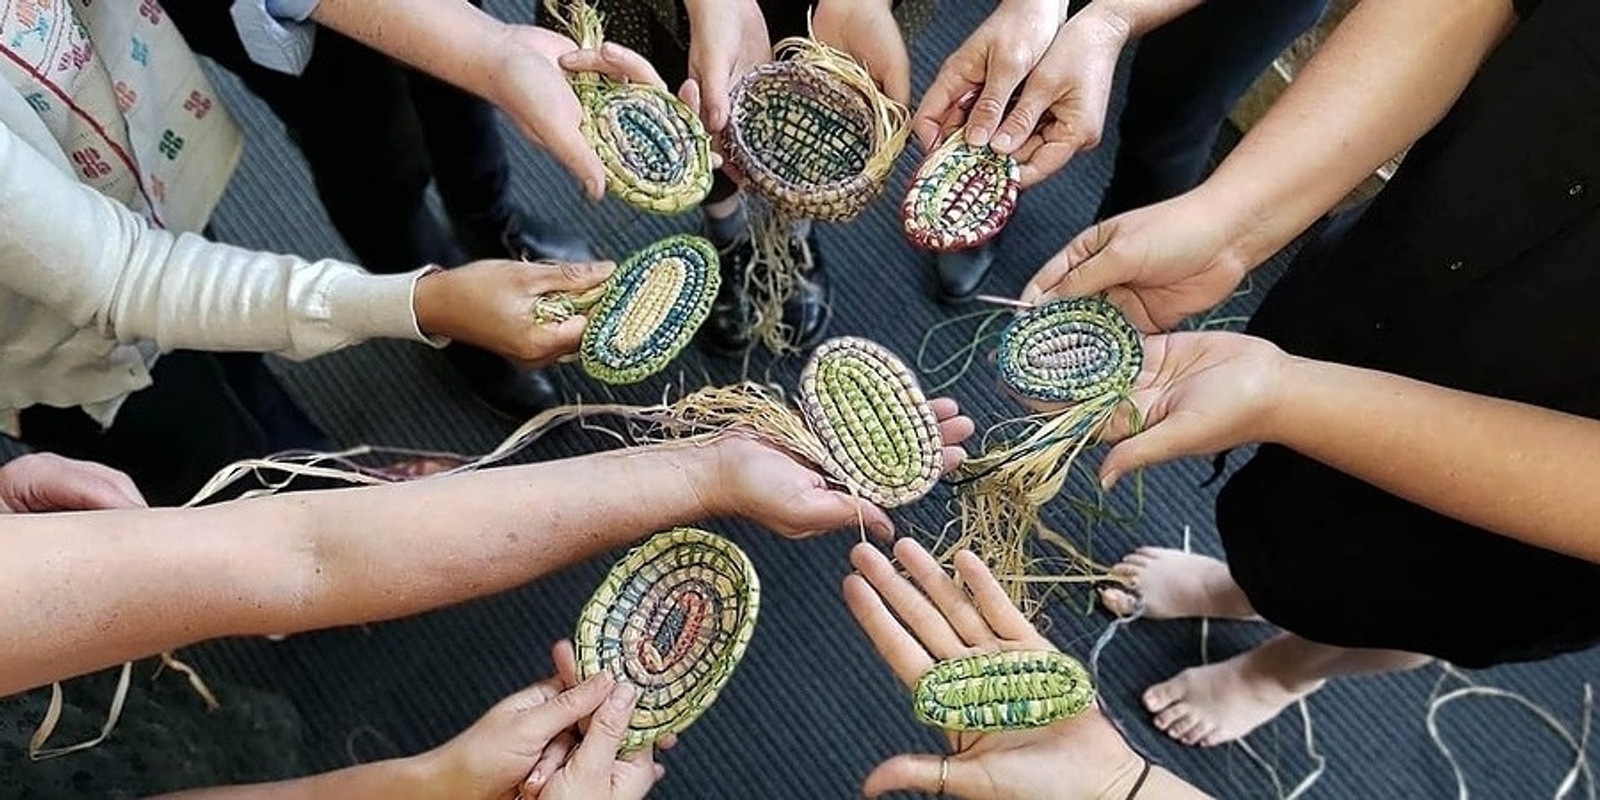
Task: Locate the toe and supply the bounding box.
[1152,703,1191,731]
[1181,721,1215,747]
[1143,680,1182,713]
[1100,587,1138,616]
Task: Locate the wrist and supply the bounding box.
[411,268,451,339]
[657,440,730,522]
[1255,348,1309,447]
[1182,178,1284,279]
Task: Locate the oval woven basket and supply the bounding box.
[723,37,909,222]
[913,650,1095,731]
[997,296,1143,404]
[580,234,720,385]
[902,130,1020,251]
[574,527,761,752]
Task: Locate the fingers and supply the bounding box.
[876,46,912,107]
[551,640,581,690]
[522,109,607,201]
[525,260,615,294]
[989,86,1050,154]
[556,43,668,89]
[677,78,705,126]
[842,567,933,686]
[1020,219,1126,305]
[952,550,1042,643]
[863,753,974,798]
[522,730,576,795]
[850,541,967,657]
[526,672,614,743]
[895,539,993,648]
[797,490,894,541]
[965,50,1034,147]
[912,68,979,149]
[569,681,638,775]
[612,745,663,800]
[1100,414,1201,491]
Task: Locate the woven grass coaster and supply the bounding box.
[545,0,712,214]
[997,296,1143,403]
[574,527,760,753]
[580,233,720,385]
[913,650,1095,731]
[797,337,943,507]
[902,129,1020,252]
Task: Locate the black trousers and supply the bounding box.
[18,352,333,507]
[162,0,515,273]
[1098,0,1330,218]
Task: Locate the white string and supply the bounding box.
[1425,665,1595,800]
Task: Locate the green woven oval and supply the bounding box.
[581,82,713,215]
[797,337,942,507]
[997,297,1143,403]
[574,527,760,752]
[913,650,1095,731]
[580,234,720,385]
[901,134,1019,251]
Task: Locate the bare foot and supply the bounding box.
[1141,643,1324,747]
[1099,547,1258,620]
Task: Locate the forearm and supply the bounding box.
[1264,358,1600,563]
[1195,0,1516,270]
[308,0,511,102]
[0,444,720,694]
[1,123,428,359]
[155,757,437,800]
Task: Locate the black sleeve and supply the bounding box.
[1514,0,1542,18]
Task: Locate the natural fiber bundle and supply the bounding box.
[901,129,1020,251]
[574,527,760,753]
[950,297,1143,605]
[913,650,1095,731]
[797,337,942,507]
[723,37,910,222]
[579,234,720,384]
[545,0,712,214]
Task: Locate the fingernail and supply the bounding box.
[1100,471,1119,492]
[527,768,546,785]
[587,178,605,201]
[991,132,1012,151]
[609,683,637,709]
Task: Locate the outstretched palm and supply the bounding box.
[843,539,1144,799]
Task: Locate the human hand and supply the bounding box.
[0,453,145,513]
[413,259,614,368]
[681,0,770,133]
[911,0,1070,150]
[813,0,912,105]
[1093,331,1289,490]
[709,397,975,539]
[1021,192,1252,331]
[419,668,650,800]
[490,25,664,200]
[843,539,1147,799]
[1000,6,1131,186]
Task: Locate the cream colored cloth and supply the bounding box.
[0,80,440,427]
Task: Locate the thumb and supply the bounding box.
[988,84,1049,154]
[1021,221,1131,304]
[529,95,608,201]
[798,490,894,541]
[863,753,969,798]
[569,681,638,774]
[535,260,616,294]
[1100,414,1207,490]
[527,672,615,742]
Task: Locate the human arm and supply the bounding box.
[157,670,656,800]
[1093,331,1600,564]
[843,538,1209,799]
[0,122,612,366]
[1024,0,1519,327]
[307,0,663,199]
[0,399,971,695]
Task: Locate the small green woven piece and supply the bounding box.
[723,37,910,222]
[574,527,760,753]
[997,297,1143,404]
[546,0,712,214]
[580,234,720,385]
[901,129,1020,252]
[797,337,942,507]
[912,650,1095,731]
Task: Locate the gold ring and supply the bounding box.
[937,756,949,795]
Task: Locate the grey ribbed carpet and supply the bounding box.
[5,2,1597,798]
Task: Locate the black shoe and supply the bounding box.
[934,240,997,304]
[442,344,563,421]
[699,228,830,355]
[455,208,594,263]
